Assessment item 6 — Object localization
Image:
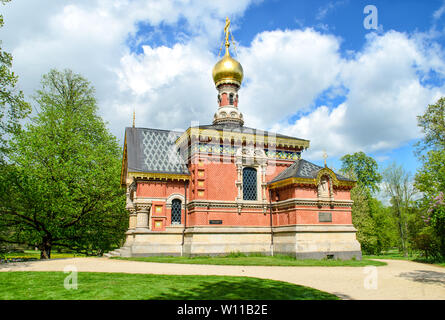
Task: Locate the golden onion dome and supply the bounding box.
[212,47,243,87]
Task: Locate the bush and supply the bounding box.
[411,227,441,260]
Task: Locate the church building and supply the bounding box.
[112,19,362,260]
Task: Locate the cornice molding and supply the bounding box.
[176,127,310,149]
[268,176,355,189]
[128,172,190,181]
[185,198,352,209]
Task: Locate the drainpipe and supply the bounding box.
[181,180,188,256]
[269,189,274,256]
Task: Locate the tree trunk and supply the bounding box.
[39,237,52,259]
[395,205,408,257]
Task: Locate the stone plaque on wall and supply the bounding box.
[318,212,332,222]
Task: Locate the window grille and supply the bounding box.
[243,167,257,200]
[171,199,182,224]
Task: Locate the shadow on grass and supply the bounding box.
[398,270,445,287]
[148,277,339,300]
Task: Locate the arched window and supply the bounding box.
[171,199,182,224]
[229,93,234,105]
[243,167,257,200]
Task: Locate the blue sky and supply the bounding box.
[2,0,445,178]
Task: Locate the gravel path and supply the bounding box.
[1,257,444,300]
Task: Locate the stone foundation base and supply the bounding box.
[119,224,362,260]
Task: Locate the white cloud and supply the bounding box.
[316,1,348,20]
[433,1,445,20]
[270,31,445,160]
[115,41,216,130]
[0,0,257,133]
[1,0,445,165]
[239,28,343,129]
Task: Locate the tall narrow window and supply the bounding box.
[229,93,234,105]
[171,199,182,224]
[243,167,257,200]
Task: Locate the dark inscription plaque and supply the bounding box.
[318,212,332,222]
[209,220,223,225]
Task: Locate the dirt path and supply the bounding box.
[1,257,444,300]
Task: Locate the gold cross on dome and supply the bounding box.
[224,17,231,47]
[323,150,328,167]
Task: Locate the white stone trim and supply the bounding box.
[235,146,268,204]
[166,193,186,209]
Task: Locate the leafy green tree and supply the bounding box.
[369,197,398,252]
[0,0,31,160]
[341,153,394,254]
[382,163,417,257]
[0,69,127,258]
[415,97,445,198]
[408,199,440,260]
[414,97,445,260]
[422,193,445,258]
[349,184,378,254]
[340,151,382,194]
[416,97,445,150]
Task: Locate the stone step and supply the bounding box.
[104,246,131,258]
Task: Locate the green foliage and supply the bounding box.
[421,193,445,258]
[382,163,417,256]
[340,151,382,193]
[416,97,445,151]
[414,96,445,213]
[340,152,396,255]
[349,184,378,254]
[0,69,127,258]
[415,149,445,198]
[369,198,398,252]
[0,0,31,160]
[413,97,445,260]
[410,226,441,260]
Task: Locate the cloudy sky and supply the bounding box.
[1,0,445,175]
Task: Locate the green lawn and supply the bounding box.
[0,271,339,300]
[2,250,86,260]
[363,249,420,261]
[113,253,386,267]
[363,249,445,267]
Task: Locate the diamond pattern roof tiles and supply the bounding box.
[269,159,354,184]
[125,127,189,175]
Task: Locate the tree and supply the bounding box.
[414,97,445,260]
[0,0,31,161]
[340,151,382,194]
[415,97,445,198]
[416,97,445,151]
[382,163,417,257]
[349,184,378,254]
[421,193,445,258]
[368,197,398,253]
[0,69,127,258]
[341,153,394,254]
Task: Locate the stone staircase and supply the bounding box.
[103,246,131,258]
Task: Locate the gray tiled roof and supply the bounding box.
[125,127,189,175]
[269,159,354,184]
